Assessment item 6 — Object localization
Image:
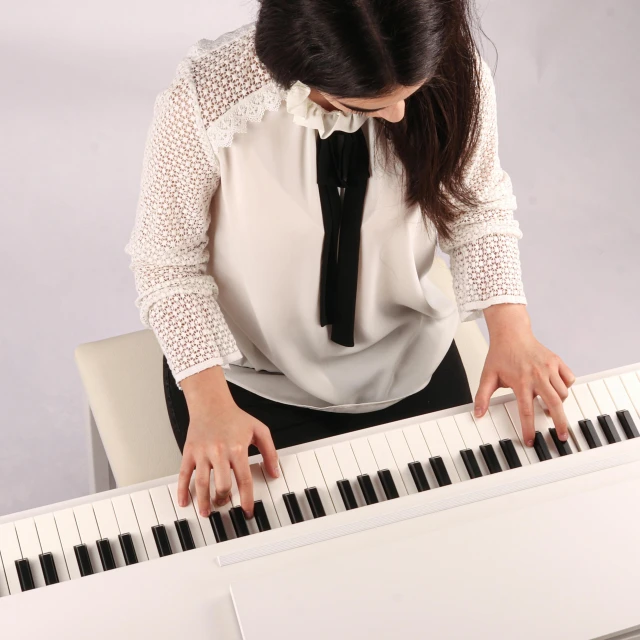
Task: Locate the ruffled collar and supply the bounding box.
[285,80,369,139]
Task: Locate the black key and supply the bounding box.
[337,479,358,510]
[229,507,251,537]
[357,474,378,505]
[597,415,621,444]
[304,487,326,518]
[533,431,552,461]
[39,552,59,585]
[208,511,228,542]
[499,439,522,469]
[118,533,138,565]
[377,469,400,500]
[460,449,482,479]
[174,519,196,550]
[549,428,573,456]
[253,500,271,532]
[151,524,172,557]
[15,558,35,591]
[97,538,116,571]
[74,543,94,577]
[579,419,602,449]
[430,456,452,486]
[283,492,304,524]
[617,410,640,439]
[480,443,502,473]
[408,461,430,492]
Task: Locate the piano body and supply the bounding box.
[2,362,640,639]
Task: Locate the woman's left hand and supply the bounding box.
[474,304,576,447]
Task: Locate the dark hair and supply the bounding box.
[254,0,488,243]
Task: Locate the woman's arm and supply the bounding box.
[125,58,278,517]
[438,55,575,444]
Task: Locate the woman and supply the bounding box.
[126,1,575,520]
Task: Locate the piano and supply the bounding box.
[2,361,640,639]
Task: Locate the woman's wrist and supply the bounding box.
[483,303,532,340]
[180,365,237,418]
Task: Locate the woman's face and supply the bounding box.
[311,81,426,123]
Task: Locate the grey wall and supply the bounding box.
[1,0,638,516]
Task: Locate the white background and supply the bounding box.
[1,0,638,516]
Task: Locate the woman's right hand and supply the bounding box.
[176,400,280,520]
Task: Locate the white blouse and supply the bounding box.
[125,21,526,414]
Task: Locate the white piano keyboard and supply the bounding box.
[2,361,640,640]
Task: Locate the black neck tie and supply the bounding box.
[316,128,371,347]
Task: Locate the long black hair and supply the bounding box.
[254,0,488,243]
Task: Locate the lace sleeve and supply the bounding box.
[124,57,242,390]
[438,55,527,322]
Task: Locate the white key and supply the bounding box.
[14,519,46,588]
[314,446,347,513]
[279,454,314,521]
[92,500,126,568]
[0,548,10,596]
[250,463,282,528]
[621,371,640,416]
[436,416,471,481]
[562,392,590,452]
[149,486,181,554]
[605,375,640,429]
[130,490,160,560]
[53,508,82,579]
[350,437,386,502]
[588,379,626,441]
[0,523,24,594]
[111,494,148,561]
[572,384,609,446]
[454,413,490,475]
[229,474,259,535]
[504,401,539,464]
[385,428,420,494]
[368,432,408,496]
[419,421,461,484]
[488,404,530,465]
[34,513,70,582]
[297,450,336,515]
[403,424,439,488]
[167,482,207,546]
[261,461,293,526]
[332,441,366,507]
[471,411,510,471]
[73,504,104,574]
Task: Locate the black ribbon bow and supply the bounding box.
[316,128,371,347]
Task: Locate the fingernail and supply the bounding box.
[527,439,534,447]
[275,465,280,478]
[178,498,186,508]
[560,432,568,441]
[474,407,482,417]
[200,509,209,517]
[244,510,253,520]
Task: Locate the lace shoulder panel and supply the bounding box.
[185,21,288,153]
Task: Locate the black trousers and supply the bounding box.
[163,339,472,454]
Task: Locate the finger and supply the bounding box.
[177,452,195,508]
[549,371,569,402]
[194,458,213,517]
[516,387,536,446]
[231,454,254,518]
[538,381,570,441]
[253,423,280,478]
[558,360,576,388]
[474,368,499,418]
[211,457,232,508]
